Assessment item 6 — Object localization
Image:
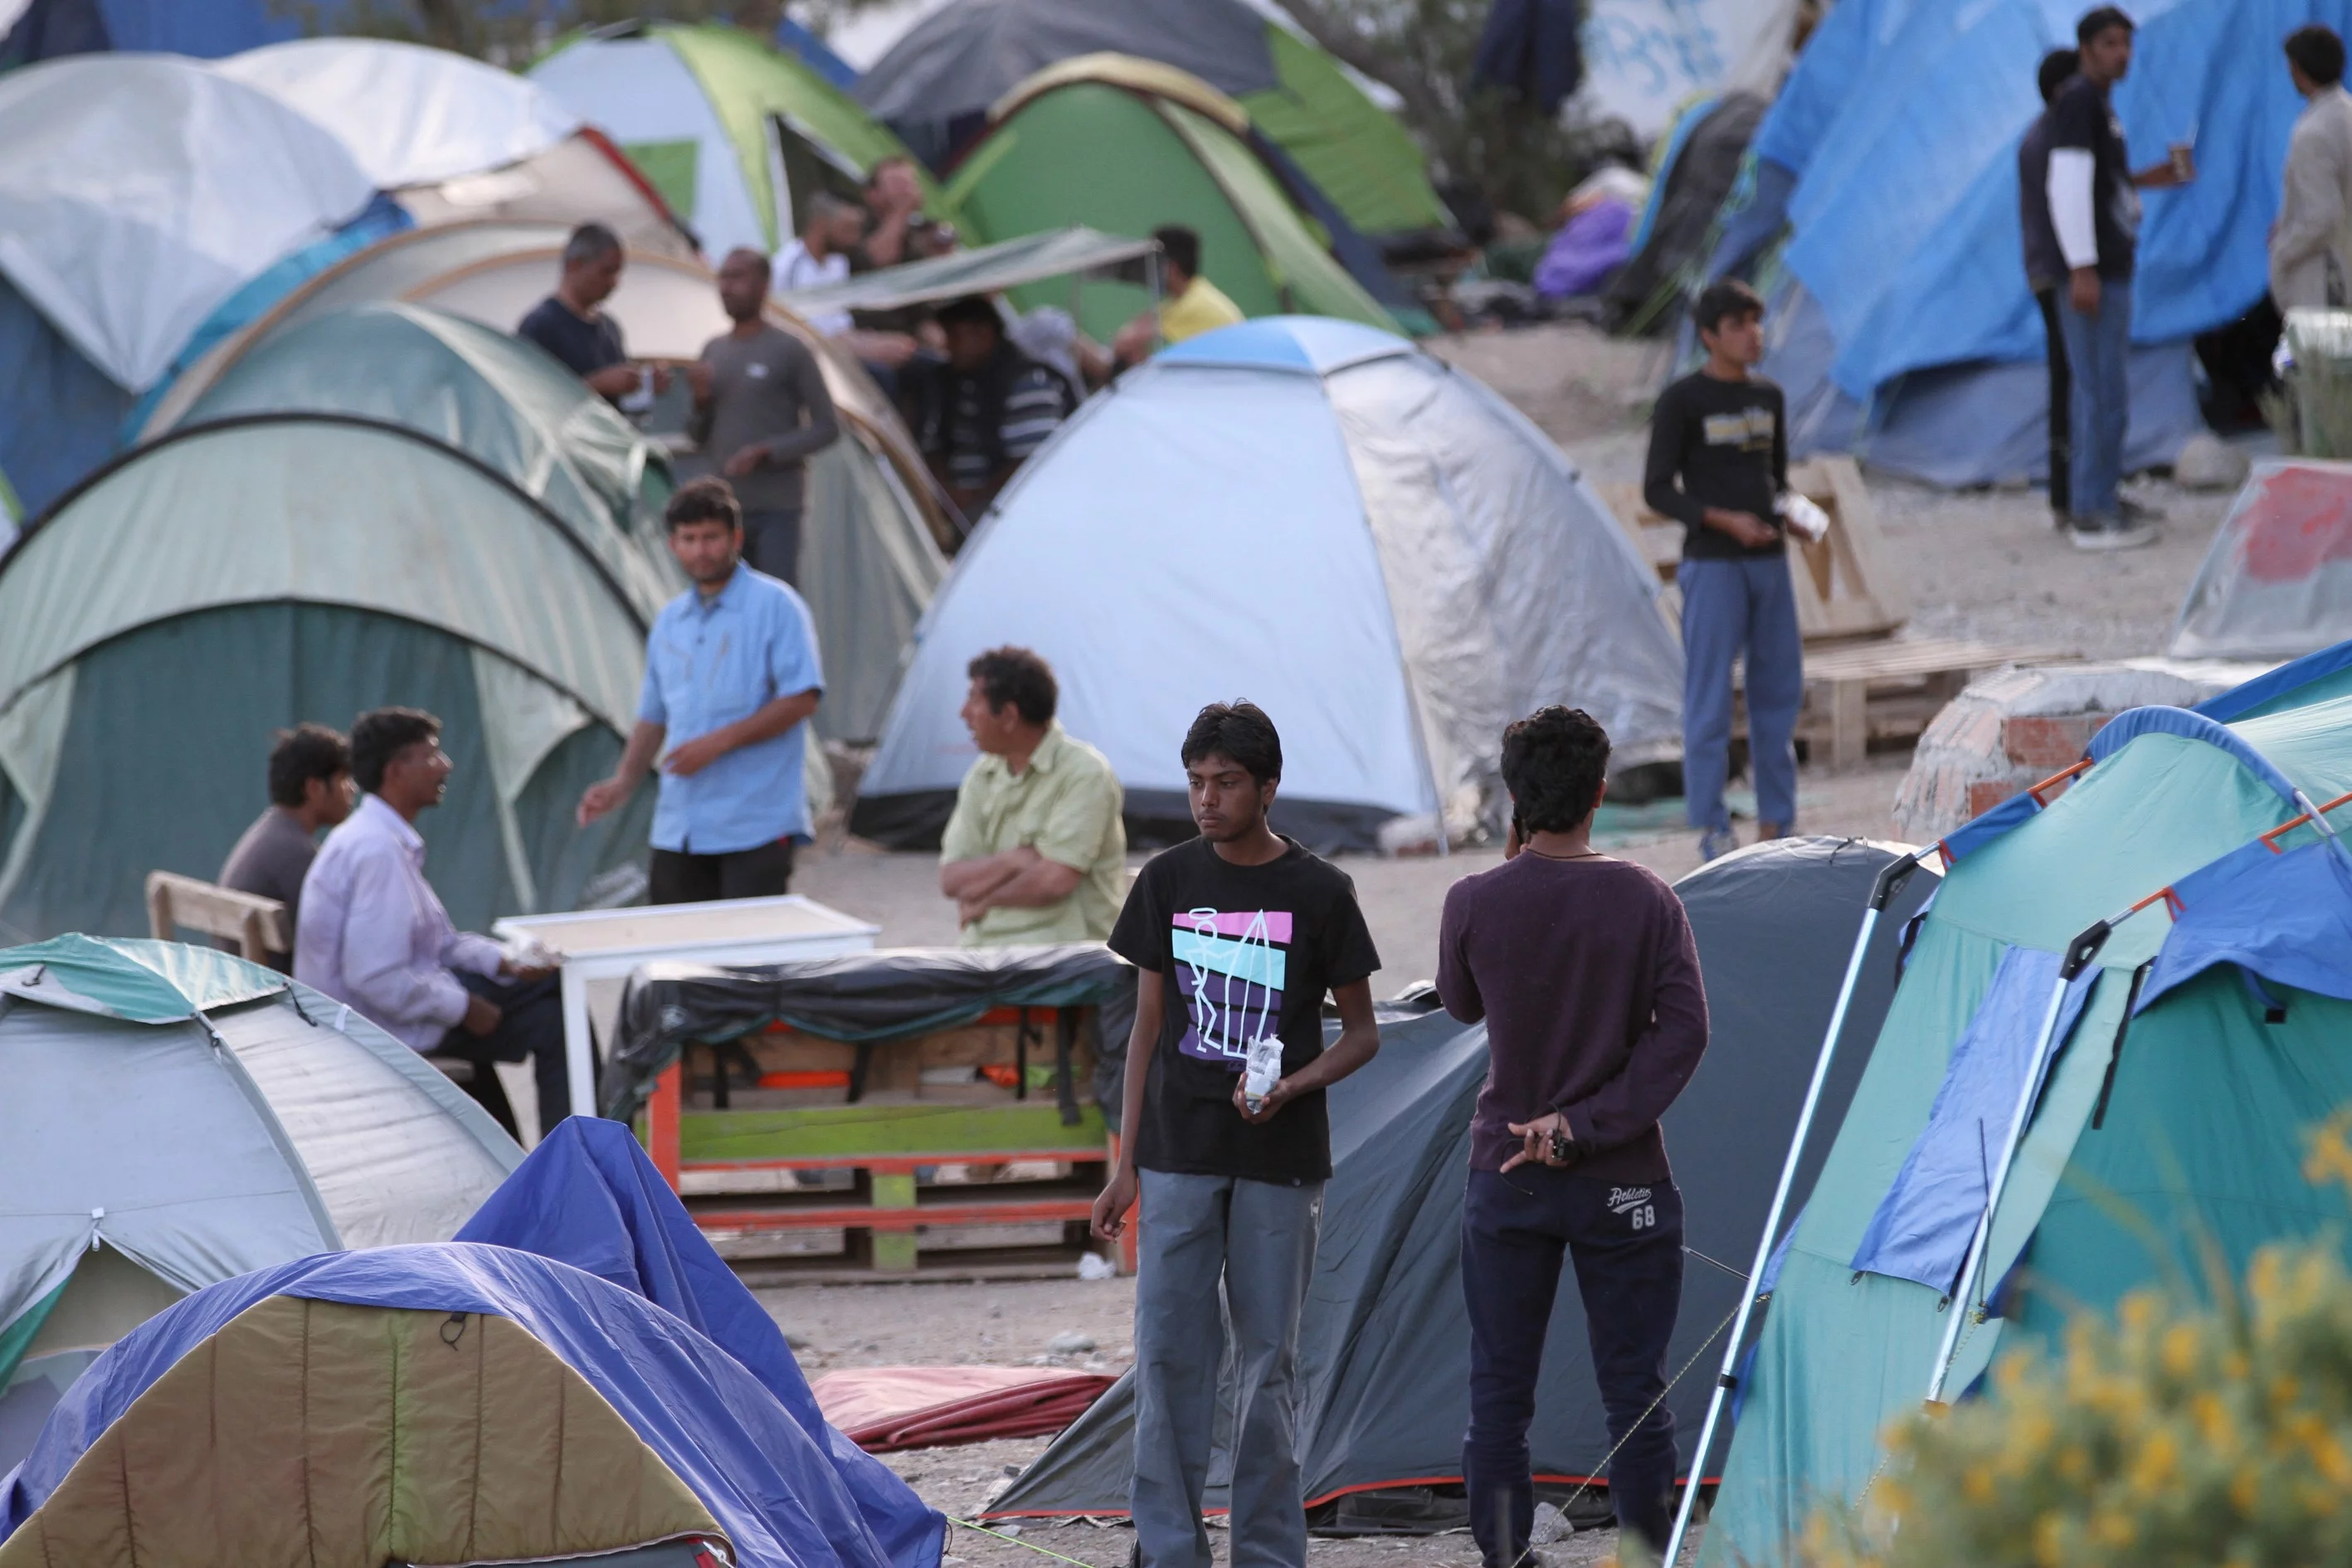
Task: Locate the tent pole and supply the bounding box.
[1921,919,2111,1405]
[1659,850,1923,1566]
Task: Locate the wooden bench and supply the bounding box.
[144,871,289,962]
[1779,636,2075,771]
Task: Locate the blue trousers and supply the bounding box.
[1680,556,1801,833]
[1462,1169,1685,1566]
[2057,275,2132,519]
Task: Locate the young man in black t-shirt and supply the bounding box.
[1643,279,1797,864]
[1093,702,1381,1568]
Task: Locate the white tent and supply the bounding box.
[852,316,1684,850]
[0,936,520,1468]
[0,54,373,392]
[212,39,693,257]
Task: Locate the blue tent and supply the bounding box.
[457,1118,940,1568]
[1,1242,943,1568]
[1707,0,2349,485]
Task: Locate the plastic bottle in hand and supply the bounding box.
[1243,1035,1283,1113]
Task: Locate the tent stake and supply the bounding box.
[1658,850,1923,1566]
[1921,919,2111,1405]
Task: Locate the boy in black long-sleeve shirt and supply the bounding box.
[1643,279,1799,863]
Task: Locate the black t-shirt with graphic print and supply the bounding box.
[1643,369,1789,561]
[1108,835,1381,1185]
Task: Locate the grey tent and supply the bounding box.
[2169,456,2352,660]
[1605,93,1765,334]
[0,934,520,1468]
[986,836,1936,1524]
[0,413,659,942]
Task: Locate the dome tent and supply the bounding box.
[852,0,1450,243]
[530,21,946,260]
[0,416,658,944]
[0,53,380,519]
[212,37,693,256]
[851,317,1683,852]
[940,58,1401,343]
[0,935,519,1469]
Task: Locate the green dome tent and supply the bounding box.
[530,21,947,258]
[943,60,1400,342]
[0,416,659,943]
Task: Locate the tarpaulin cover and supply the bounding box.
[1607,94,1762,330]
[778,227,1158,317]
[455,1119,940,1568]
[606,944,1132,1120]
[812,1366,1116,1452]
[1532,199,1633,299]
[2171,460,2352,660]
[2140,836,2352,1010]
[1849,944,2098,1293]
[0,1244,943,1568]
[991,838,1935,1517]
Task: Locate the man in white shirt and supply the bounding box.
[2274,26,2352,311]
[774,192,862,336]
[295,707,562,1141]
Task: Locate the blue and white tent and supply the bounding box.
[851,316,1683,851]
[1709,0,2352,486]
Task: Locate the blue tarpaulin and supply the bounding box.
[1851,946,2099,1293]
[2141,837,2352,1010]
[456,1119,940,1568]
[0,1244,942,1568]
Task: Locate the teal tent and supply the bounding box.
[1703,645,2352,1563]
[0,414,660,944]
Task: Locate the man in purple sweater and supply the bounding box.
[1436,706,1710,1566]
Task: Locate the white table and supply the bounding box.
[494,894,879,1119]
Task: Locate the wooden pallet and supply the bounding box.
[1603,455,1911,643]
[1749,637,2076,770]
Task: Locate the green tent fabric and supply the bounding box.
[1703,679,2352,1565]
[945,78,1396,341]
[0,933,285,1023]
[177,303,679,625]
[531,23,946,257]
[0,418,657,943]
[1235,27,1449,240]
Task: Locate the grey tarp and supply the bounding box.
[0,935,518,1467]
[987,837,1936,1522]
[777,226,1158,317]
[2169,457,2352,660]
[1605,93,1765,334]
[606,943,1133,1122]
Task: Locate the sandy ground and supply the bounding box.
[762,322,2228,1567]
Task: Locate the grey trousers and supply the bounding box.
[1132,1169,1322,1568]
[742,507,802,587]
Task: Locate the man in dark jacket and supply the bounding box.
[910,295,1079,519]
[2021,47,2081,526]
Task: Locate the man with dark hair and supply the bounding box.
[2022,48,2082,525]
[1436,706,1709,1566]
[578,475,824,904]
[2273,24,2352,311]
[938,646,1126,945]
[2046,5,2192,550]
[1092,701,1382,1568]
[1643,277,1799,863]
[909,295,1078,517]
[217,723,353,971]
[517,222,668,405]
[684,247,839,585]
[852,155,928,271]
[1080,224,1246,383]
[297,708,563,1138]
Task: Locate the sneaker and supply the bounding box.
[2068,513,2159,552]
[1697,826,1739,862]
[2118,494,2168,524]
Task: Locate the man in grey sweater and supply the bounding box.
[687,247,840,585]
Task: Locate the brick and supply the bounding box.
[1968,780,2020,819]
[2003,713,2101,771]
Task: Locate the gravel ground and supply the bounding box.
[766,321,2225,1568]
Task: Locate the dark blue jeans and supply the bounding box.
[1462,1167,1684,1566]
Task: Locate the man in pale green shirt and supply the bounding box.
[939,647,1127,946]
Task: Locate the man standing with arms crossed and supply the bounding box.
[688,248,840,586]
[1437,706,1709,1567]
[2046,5,2191,551]
[1643,278,1797,864]
[578,477,824,903]
[1091,702,1382,1568]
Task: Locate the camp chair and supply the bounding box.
[143,870,289,966]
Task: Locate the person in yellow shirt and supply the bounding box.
[1079,226,1245,384]
[938,646,1127,946]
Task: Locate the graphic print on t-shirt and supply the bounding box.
[1171,907,1293,1066]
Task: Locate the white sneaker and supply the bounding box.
[2068,513,2159,552]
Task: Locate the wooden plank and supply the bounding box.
[679,1101,1110,1163]
[144,870,289,962]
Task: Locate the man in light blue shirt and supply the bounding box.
[578,476,824,901]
